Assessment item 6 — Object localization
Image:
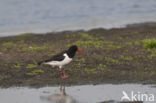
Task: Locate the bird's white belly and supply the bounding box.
[45,56,72,66]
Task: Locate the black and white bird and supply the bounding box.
[38,45,83,79]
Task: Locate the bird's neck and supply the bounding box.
[67,51,76,58]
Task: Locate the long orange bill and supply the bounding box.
[77,49,84,54]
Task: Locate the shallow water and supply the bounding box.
[0,84,155,103]
[0,0,156,36]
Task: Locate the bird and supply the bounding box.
[38,45,83,79]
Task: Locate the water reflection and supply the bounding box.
[41,84,78,103]
[0,84,154,103]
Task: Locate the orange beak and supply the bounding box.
[77,49,84,54]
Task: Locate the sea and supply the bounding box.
[0,0,156,37]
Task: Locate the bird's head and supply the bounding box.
[68,45,84,55]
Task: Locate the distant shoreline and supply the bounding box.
[0,22,156,38]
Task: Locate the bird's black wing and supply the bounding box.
[38,51,66,65]
[45,51,66,62]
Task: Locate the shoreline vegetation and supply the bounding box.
[0,23,156,87]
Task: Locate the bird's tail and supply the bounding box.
[38,61,44,65]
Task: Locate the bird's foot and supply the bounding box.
[60,74,69,79]
[59,68,69,79]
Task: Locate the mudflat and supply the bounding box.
[0,23,156,87]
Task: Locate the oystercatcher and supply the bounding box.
[38,45,83,79]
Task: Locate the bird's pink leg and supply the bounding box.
[59,68,69,79]
[59,68,64,77]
